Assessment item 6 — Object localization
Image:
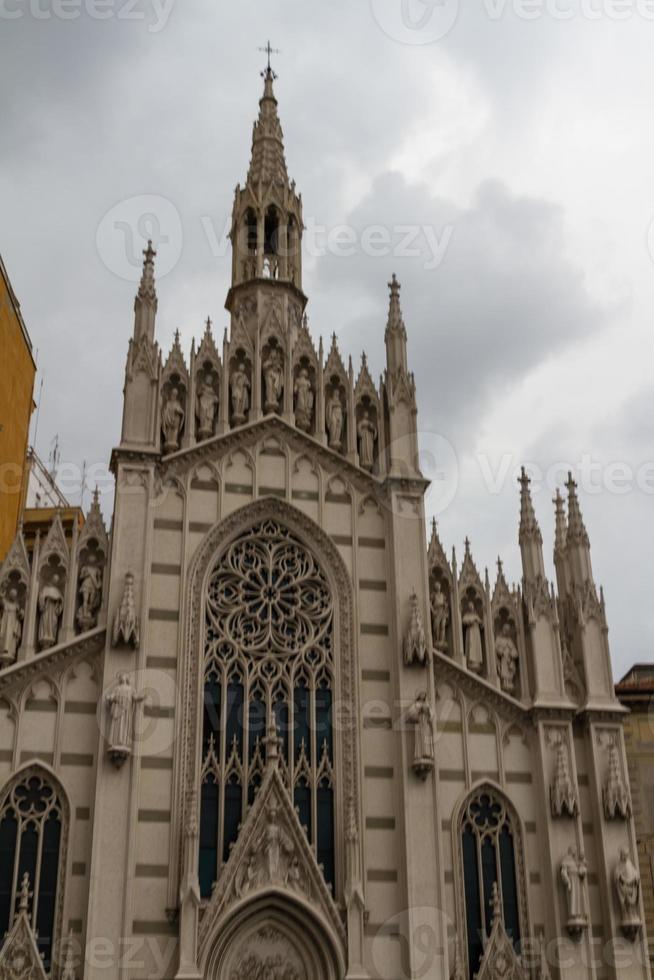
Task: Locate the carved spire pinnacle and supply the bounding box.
[490,881,502,925]
[518,466,542,546]
[247,60,288,187]
[17,872,31,918]
[133,240,158,342]
[554,488,567,557]
[61,931,77,980]
[565,472,590,547]
[384,272,408,376]
[262,719,282,769]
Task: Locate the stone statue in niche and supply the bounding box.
[196,373,219,439]
[403,591,427,666]
[430,581,449,651]
[230,363,251,423]
[263,348,283,412]
[495,623,519,693]
[162,387,185,452]
[603,737,632,820]
[326,389,344,449]
[76,553,103,631]
[614,847,642,940]
[357,410,377,470]
[560,846,588,939]
[0,587,23,664]
[105,672,145,767]
[112,571,140,648]
[462,600,483,673]
[293,368,314,431]
[37,574,64,650]
[406,690,435,778]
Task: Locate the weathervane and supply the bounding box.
[258,40,280,79]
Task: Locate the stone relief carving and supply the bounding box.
[406,690,435,779]
[560,846,588,939]
[230,926,302,980]
[601,735,632,820]
[112,572,139,649]
[403,591,427,667]
[326,388,344,449]
[162,386,185,452]
[495,623,519,694]
[0,873,47,980]
[293,367,313,431]
[614,846,642,940]
[462,600,483,673]
[104,672,145,768]
[230,362,251,423]
[430,580,449,652]
[263,347,284,412]
[37,575,64,650]
[76,553,103,632]
[548,732,579,818]
[196,372,219,439]
[0,587,23,665]
[234,803,309,900]
[357,410,376,470]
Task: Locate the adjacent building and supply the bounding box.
[0,68,650,980]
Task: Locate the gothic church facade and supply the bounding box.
[0,67,649,980]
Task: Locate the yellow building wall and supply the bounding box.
[0,257,36,559]
[622,704,654,973]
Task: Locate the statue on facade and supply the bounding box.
[112,571,139,648]
[162,387,185,452]
[406,690,435,778]
[0,587,23,664]
[403,591,427,666]
[196,373,219,439]
[230,363,251,423]
[614,847,641,940]
[326,389,344,449]
[263,349,283,412]
[560,846,588,938]
[105,672,145,767]
[76,553,103,632]
[37,575,64,650]
[293,368,314,431]
[357,411,377,470]
[462,600,483,673]
[430,581,449,651]
[495,623,519,693]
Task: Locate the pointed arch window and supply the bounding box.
[460,788,523,978]
[199,518,335,898]
[0,770,65,971]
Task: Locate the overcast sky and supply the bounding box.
[1,0,653,678]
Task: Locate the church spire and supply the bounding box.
[133,240,157,342]
[247,53,288,188]
[384,273,408,375]
[564,472,594,585]
[518,466,545,582]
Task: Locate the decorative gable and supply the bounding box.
[476,916,527,980]
[0,895,48,980]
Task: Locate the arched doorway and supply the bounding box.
[202,895,343,979]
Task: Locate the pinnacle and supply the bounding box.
[565,472,590,547]
[518,466,542,546]
[553,487,567,556]
[247,69,288,186]
[136,239,157,303]
[385,271,406,339]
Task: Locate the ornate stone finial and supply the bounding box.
[549,735,579,818]
[137,240,157,303]
[385,272,406,339]
[61,930,77,980]
[403,590,427,667]
[464,536,471,557]
[614,846,642,940]
[247,46,288,186]
[603,737,632,820]
[553,487,568,560]
[518,466,542,545]
[111,571,140,649]
[565,472,590,547]
[185,790,199,840]
[17,872,31,917]
[490,881,502,925]
[262,719,283,769]
[451,936,466,980]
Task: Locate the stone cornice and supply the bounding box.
[0,627,105,698]
[224,276,308,313]
[110,445,160,474]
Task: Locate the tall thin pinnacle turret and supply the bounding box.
[565,472,590,547]
[384,272,408,376]
[133,240,157,342]
[553,488,567,558]
[518,466,542,546]
[247,65,288,187]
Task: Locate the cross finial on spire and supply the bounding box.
[258,40,280,79]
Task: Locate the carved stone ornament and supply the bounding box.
[430,580,449,652]
[229,926,302,980]
[614,847,642,941]
[403,590,427,666]
[495,624,519,694]
[406,690,435,779]
[112,572,139,648]
[475,885,528,980]
[104,672,145,767]
[37,575,64,650]
[548,733,579,818]
[76,553,103,632]
[0,586,24,665]
[0,873,48,980]
[602,736,632,820]
[560,846,588,940]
